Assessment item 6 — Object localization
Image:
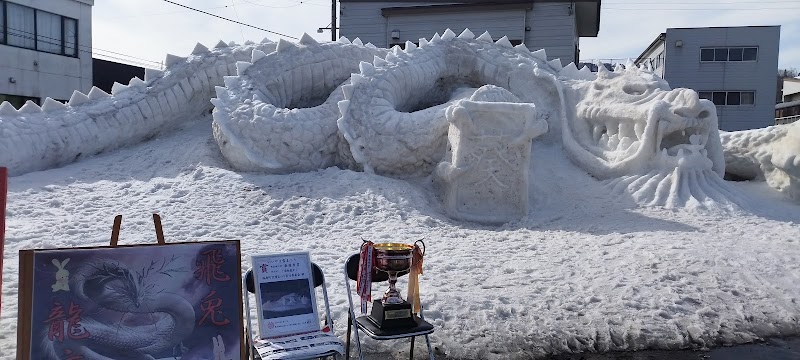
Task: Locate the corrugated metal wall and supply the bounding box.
[386,10,526,46]
[339,2,578,64]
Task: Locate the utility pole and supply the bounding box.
[331,0,337,41]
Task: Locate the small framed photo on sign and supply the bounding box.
[250,252,320,338]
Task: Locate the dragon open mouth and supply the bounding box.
[579,104,713,167]
[566,65,724,179]
[561,65,737,208]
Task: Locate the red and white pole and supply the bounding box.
[0,167,7,316]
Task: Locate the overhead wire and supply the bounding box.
[5,26,164,68]
[237,0,327,8]
[229,0,247,44]
[105,5,232,19]
[161,0,298,40]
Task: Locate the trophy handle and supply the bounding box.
[414,239,425,256]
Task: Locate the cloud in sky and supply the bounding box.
[92,0,800,70]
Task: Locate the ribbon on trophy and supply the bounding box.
[406,240,425,315]
[356,241,374,314]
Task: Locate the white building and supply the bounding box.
[783,77,800,103]
[0,0,94,108]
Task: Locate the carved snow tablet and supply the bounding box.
[436,99,548,224]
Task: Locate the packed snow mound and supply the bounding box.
[0,29,796,213]
[2,119,800,359]
[721,121,800,202]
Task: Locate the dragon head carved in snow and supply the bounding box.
[563,65,725,179]
[560,65,737,207]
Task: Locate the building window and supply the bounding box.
[7,2,35,49]
[700,47,758,62]
[64,17,77,56]
[36,10,62,54]
[699,91,755,106]
[742,48,757,61]
[1,0,79,57]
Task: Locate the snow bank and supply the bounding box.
[2,118,799,359]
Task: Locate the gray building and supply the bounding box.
[635,26,781,131]
[338,0,601,65]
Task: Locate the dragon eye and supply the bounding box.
[623,84,646,96]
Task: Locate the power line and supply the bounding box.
[162,0,298,40]
[237,0,301,8]
[229,0,247,43]
[106,5,232,20]
[6,27,164,68]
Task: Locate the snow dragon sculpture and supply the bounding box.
[211,34,388,172]
[0,39,277,176]
[721,121,800,201]
[562,65,746,208]
[1,28,784,208]
[211,28,735,208]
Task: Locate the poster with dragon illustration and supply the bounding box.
[16,240,244,360]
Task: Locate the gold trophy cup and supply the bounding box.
[369,242,420,329]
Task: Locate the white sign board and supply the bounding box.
[251,252,320,338]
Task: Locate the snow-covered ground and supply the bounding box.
[2,117,799,359]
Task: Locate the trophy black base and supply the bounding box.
[368,300,417,329]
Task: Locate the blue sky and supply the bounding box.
[92,0,800,71]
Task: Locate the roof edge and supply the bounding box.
[635,33,665,64]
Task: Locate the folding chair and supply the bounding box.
[244,263,340,360]
[343,253,435,360]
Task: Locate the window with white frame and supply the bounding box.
[700,47,758,62]
[698,91,755,106]
[1,0,79,57]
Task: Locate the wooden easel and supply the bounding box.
[109,213,167,246]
